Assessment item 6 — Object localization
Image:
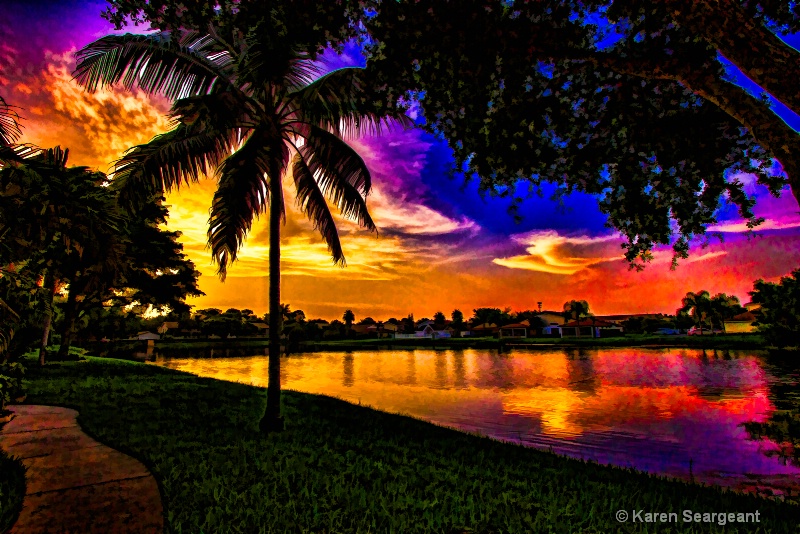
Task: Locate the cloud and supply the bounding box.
[685,250,728,264]
[4,48,171,171]
[368,189,478,235]
[708,219,800,233]
[492,231,621,275]
[347,132,480,236]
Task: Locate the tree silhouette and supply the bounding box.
[679,291,713,335]
[343,309,355,333]
[563,300,591,322]
[709,293,744,334]
[75,25,408,431]
[0,146,121,365]
[750,270,800,347]
[363,1,796,267]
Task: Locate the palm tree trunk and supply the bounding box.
[38,273,57,367]
[57,288,78,360]
[261,164,284,433]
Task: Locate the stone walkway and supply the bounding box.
[0,405,163,533]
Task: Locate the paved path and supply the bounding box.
[0,405,163,533]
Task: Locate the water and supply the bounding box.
[149,347,800,496]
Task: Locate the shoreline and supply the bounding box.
[6,355,799,532]
[88,333,772,354]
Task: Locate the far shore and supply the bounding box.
[84,333,777,354]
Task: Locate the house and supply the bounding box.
[251,322,270,337]
[535,312,567,325]
[350,324,372,336]
[468,323,499,337]
[136,331,160,341]
[417,324,435,337]
[500,320,529,338]
[744,302,762,312]
[157,321,180,335]
[541,324,563,337]
[432,329,452,339]
[395,324,435,339]
[726,311,758,334]
[368,322,398,338]
[593,313,665,323]
[561,319,623,338]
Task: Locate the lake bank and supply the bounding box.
[5,355,799,533]
[89,332,770,355]
[152,347,800,500]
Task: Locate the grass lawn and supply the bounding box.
[5,355,799,533]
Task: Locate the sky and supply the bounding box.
[3,1,800,321]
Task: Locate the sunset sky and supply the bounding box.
[4,1,800,320]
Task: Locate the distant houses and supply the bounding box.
[251,322,270,337]
[499,321,529,338]
[726,311,758,333]
[395,324,452,339]
[561,318,623,338]
[134,305,774,343]
[136,331,160,341]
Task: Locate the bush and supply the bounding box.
[0,450,26,533]
[0,361,24,413]
[751,269,800,348]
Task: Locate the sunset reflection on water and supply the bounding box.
[151,347,800,494]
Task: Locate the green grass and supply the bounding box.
[9,355,799,533]
[156,339,272,349]
[0,449,25,534]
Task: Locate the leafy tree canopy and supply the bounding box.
[362,0,800,266]
[563,300,591,321]
[750,269,800,347]
[99,0,800,268]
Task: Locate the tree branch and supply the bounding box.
[678,0,800,121]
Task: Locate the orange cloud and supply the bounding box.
[492,230,620,274]
[7,49,171,171]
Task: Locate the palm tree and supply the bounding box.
[709,293,743,334]
[0,96,21,147]
[343,309,355,334]
[680,290,713,334]
[75,28,409,431]
[563,300,590,336]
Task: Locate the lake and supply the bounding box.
[149,347,800,497]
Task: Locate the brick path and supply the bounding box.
[0,405,163,533]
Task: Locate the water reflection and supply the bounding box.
[342,353,354,388]
[151,347,800,496]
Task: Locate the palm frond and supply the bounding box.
[208,130,288,279]
[289,67,413,138]
[0,96,22,147]
[302,125,372,196]
[299,126,376,232]
[0,144,39,168]
[237,21,323,92]
[291,154,344,263]
[170,90,254,129]
[74,31,234,100]
[112,123,235,211]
